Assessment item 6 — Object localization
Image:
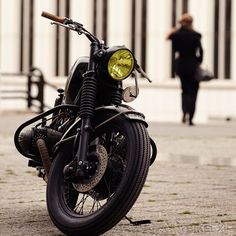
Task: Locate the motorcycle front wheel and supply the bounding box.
[46,113,150,236]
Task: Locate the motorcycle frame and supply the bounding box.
[16,13,157,177]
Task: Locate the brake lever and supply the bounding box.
[64,18,83,28]
[51,21,83,33]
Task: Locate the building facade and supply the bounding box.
[1,0,236,122]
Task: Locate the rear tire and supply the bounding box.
[46,113,150,235]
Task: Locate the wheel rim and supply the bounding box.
[61,128,128,217]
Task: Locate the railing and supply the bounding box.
[1,67,46,113]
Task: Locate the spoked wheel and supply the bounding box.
[46,113,150,236]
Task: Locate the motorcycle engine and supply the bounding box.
[18,127,62,159]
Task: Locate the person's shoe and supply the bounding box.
[189,121,195,126]
[182,113,186,123]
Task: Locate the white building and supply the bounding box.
[1,0,236,123]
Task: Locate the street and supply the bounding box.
[0,112,236,235]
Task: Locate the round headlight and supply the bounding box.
[107,49,135,80]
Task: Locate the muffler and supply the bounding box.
[36,138,51,182]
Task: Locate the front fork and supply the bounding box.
[64,42,99,180]
[73,118,93,178]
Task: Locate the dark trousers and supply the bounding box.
[180,75,199,122]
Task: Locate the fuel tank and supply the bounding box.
[64,57,89,104]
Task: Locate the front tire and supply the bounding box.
[46,113,150,235]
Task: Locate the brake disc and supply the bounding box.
[73,145,108,192]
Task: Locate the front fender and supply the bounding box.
[95,104,148,128]
[54,104,148,152]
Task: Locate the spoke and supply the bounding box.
[89,197,101,213]
[74,194,89,214]
[97,200,101,210]
[89,199,97,213]
[103,176,112,201]
[88,191,103,214]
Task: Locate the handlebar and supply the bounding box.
[41,11,100,44]
[41,11,65,23]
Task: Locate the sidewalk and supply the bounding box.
[0,112,236,235]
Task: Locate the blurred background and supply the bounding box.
[0,0,236,123]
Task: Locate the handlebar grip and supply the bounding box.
[41,11,65,23]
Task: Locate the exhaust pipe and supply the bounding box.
[36,138,51,182]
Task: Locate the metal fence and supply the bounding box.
[1,67,46,113]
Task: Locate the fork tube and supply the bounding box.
[75,41,99,162]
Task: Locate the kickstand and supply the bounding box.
[125,216,151,226]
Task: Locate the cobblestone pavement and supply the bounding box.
[0,112,236,235]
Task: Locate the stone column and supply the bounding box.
[69,0,93,67]
[0,0,21,72]
[107,0,132,48]
[146,0,172,81]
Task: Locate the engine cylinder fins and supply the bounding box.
[18,127,62,157]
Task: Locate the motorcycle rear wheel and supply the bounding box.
[46,113,150,236]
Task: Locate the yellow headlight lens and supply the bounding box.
[108,49,135,80]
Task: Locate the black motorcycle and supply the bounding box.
[14,11,157,236]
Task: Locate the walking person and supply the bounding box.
[167,13,203,126]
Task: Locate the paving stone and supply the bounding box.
[0,112,235,235]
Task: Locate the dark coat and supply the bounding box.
[169,27,203,76]
[168,26,204,120]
